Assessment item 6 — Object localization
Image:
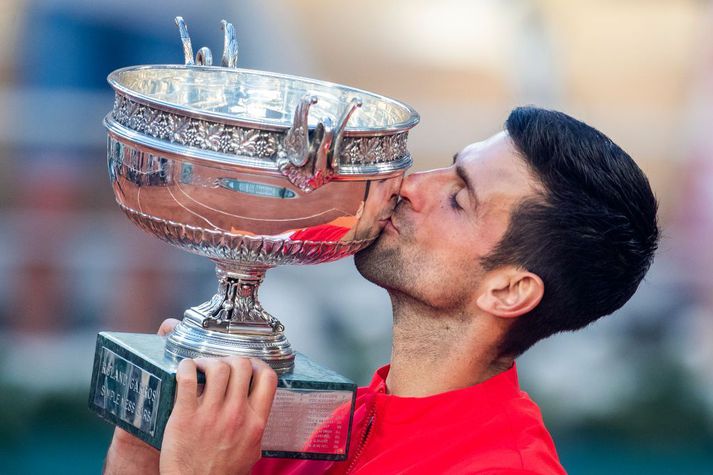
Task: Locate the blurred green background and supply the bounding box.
[1,0,712,473]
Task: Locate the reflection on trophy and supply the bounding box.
[88,17,418,459]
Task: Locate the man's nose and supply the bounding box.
[398,169,444,212]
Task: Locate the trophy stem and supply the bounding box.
[165,261,295,371]
[202,262,284,333]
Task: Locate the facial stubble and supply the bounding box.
[354,232,407,292]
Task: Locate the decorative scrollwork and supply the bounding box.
[118,202,372,266]
[339,133,409,165]
[276,162,331,193]
[112,94,411,168]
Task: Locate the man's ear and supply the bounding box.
[475,267,544,319]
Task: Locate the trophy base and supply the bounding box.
[165,312,296,373]
[88,332,357,460]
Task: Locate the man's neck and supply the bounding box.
[385,292,513,397]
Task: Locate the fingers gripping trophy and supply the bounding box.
[88,17,419,460]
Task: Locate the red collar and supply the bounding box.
[363,363,522,424]
[368,363,520,392]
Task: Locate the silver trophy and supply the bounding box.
[89,17,418,459]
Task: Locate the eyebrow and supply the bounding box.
[453,153,479,208]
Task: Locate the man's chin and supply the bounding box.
[355,230,388,263]
[354,235,402,288]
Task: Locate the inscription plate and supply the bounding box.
[264,389,353,455]
[93,347,162,436]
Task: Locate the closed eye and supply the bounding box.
[452,154,479,210]
[450,189,463,210]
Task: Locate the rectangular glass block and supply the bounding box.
[88,332,357,460]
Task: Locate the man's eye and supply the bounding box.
[450,191,462,210]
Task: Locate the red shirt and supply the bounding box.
[253,364,566,474]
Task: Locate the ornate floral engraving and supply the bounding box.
[337,132,408,165]
[169,115,194,144]
[202,122,225,151]
[144,109,171,139]
[113,96,284,160]
[112,93,411,168]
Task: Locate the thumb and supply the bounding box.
[158,318,181,336]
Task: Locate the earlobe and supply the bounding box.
[476,270,544,319]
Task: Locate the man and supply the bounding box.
[104,107,659,474]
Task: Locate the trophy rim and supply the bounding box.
[105,115,414,176]
[107,64,421,137]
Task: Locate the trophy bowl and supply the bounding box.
[90,17,418,458]
[104,25,419,372]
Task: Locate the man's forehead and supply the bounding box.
[456,131,537,197]
[458,131,511,160]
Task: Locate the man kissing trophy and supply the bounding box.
[89,16,419,460]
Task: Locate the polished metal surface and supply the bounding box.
[105,17,418,370]
[109,66,418,134]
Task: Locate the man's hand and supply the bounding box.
[104,318,181,474]
[159,355,278,475]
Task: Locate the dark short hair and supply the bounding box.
[482,106,659,357]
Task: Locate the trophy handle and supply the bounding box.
[283,94,318,167]
[174,16,234,68]
[220,20,239,68]
[278,95,362,192]
[313,116,334,176]
[175,16,195,65]
[195,47,213,66]
[331,97,363,172]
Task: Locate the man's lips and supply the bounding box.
[384,217,399,233]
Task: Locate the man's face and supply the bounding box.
[355,131,540,311]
